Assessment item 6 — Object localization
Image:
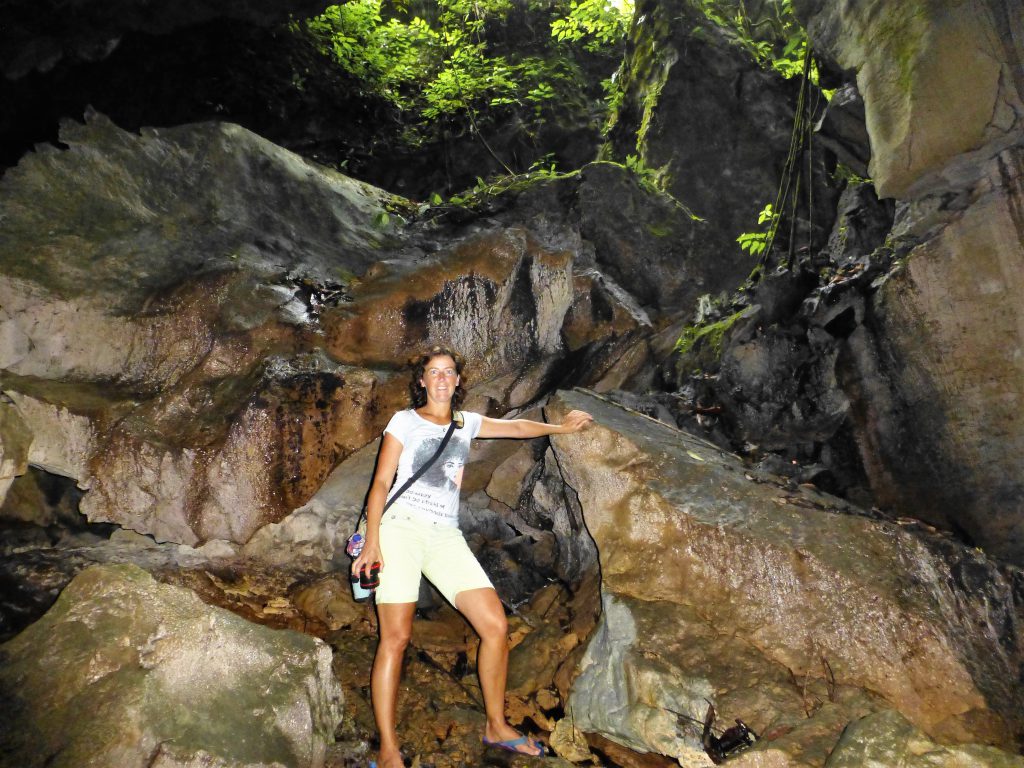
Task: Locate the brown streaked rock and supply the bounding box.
[0,113,407,545]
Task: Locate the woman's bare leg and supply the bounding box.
[455,587,543,756]
[373,601,416,768]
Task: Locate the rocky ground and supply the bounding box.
[1,519,588,767]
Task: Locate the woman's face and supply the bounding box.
[420,355,460,404]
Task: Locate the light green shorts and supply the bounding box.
[376,505,494,605]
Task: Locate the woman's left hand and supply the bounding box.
[560,410,594,433]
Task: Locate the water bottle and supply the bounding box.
[346,532,364,558]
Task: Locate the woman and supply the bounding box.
[351,346,593,767]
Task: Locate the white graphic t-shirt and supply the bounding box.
[384,409,483,526]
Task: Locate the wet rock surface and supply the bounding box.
[547,389,1024,762]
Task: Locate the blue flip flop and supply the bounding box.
[483,734,545,757]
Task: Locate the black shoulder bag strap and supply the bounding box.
[382,417,459,514]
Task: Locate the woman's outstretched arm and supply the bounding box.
[476,409,593,440]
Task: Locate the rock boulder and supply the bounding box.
[0,563,342,768]
[825,710,1024,768]
[0,113,652,546]
[842,148,1024,564]
[547,389,1024,762]
[793,0,1023,199]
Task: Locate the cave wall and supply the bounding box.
[794,0,1024,563]
[1,2,1024,765]
[794,0,1023,200]
[0,0,335,78]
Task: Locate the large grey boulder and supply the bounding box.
[0,110,409,545]
[0,563,342,768]
[547,390,1024,763]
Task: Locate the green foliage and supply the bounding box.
[624,153,660,190]
[551,0,633,52]
[601,73,625,114]
[297,0,632,156]
[675,305,747,370]
[696,0,818,83]
[736,203,779,257]
[832,163,872,186]
[372,209,391,229]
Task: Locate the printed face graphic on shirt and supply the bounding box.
[442,456,463,488]
[411,435,463,493]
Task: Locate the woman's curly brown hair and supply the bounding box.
[408,345,467,410]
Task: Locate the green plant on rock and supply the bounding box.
[736,203,780,257]
[624,153,660,189]
[831,163,871,186]
[410,160,578,221]
[696,0,820,85]
[675,306,747,371]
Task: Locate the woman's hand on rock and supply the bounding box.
[560,410,594,433]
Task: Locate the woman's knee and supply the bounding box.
[380,618,411,651]
[476,605,508,642]
[378,625,412,656]
[456,588,509,641]
[377,605,415,653]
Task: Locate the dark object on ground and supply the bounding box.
[702,702,757,764]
